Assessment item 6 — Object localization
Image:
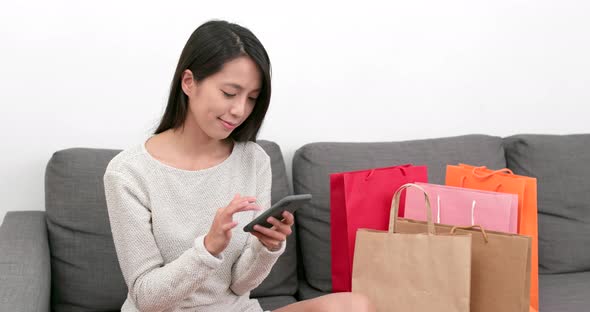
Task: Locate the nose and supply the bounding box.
[229,97,248,118]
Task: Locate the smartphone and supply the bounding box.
[243,194,312,232]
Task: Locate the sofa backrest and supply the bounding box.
[44,140,294,311]
[291,134,507,293]
[504,134,590,274]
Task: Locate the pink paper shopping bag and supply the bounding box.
[404,182,518,233]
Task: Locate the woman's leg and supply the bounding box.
[272,292,376,312]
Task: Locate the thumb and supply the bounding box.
[222,221,239,231]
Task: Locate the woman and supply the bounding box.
[104,20,374,312]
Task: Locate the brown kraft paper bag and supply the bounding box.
[396,220,532,312]
[352,183,472,312]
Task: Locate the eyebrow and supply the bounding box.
[223,83,260,92]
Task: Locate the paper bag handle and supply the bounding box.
[460,176,504,192]
[471,166,513,179]
[365,165,408,181]
[450,225,489,243]
[389,183,436,235]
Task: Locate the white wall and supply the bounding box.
[1,0,589,222]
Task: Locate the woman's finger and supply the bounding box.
[236,204,261,214]
[251,232,281,249]
[251,231,264,241]
[267,217,292,236]
[251,232,274,245]
[253,224,286,241]
[221,221,238,231]
[232,196,256,206]
[282,211,295,226]
[229,199,258,214]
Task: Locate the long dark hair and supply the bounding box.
[153,20,271,142]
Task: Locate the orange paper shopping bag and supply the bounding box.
[446,164,538,311]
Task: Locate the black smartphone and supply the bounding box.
[243,194,312,232]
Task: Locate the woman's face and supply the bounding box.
[182,55,262,141]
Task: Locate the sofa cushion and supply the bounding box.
[251,141,298,298]
[45,140,294,311]
[504,134,590,274]
[45,147,127,311]
[297,278,329,301]
[257,295,297,311]
[292,134,506,292]
[540,272,590,312]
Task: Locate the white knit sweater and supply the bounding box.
[103,138,285,312]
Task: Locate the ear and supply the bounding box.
[181,69,196,96]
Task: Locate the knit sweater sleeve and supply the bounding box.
[229,149,286,295]
[104,170,223,312]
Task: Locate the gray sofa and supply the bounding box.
[1,134,589,311]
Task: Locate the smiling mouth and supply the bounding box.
[219,118,237,126]
[219,118,238,130]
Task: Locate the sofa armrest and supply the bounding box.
[0,211,50,312]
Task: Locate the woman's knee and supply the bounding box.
[327,292,374,312]
[349,293,375,312]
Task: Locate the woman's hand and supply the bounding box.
[204,194,261,256]
[251,211,294,251]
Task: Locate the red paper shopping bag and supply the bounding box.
[330,164,427,292]
[446,164,538,311]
